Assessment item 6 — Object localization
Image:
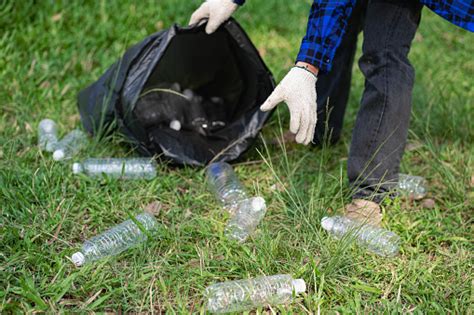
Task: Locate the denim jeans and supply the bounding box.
[313,0,423,203]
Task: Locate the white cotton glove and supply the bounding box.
[260,67,318,145]
[189,0,239,34]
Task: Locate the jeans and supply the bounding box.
[313,0,423,203]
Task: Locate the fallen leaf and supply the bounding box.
[421,198,436,209]
[24,122,33,132]
[303,256,320,266]
[60,84,71,96]
[81,59,93,72]
[51,13,62,22]
[406,140,423,151]
[213,255,224,261]
[414,32,424,42]
[81,289,103,309]
[270,182,285,192]
[144,201,162,216]
[59,299,81,306]
[155,20,164,30]
[40,81,50,89]
[187,259,200,268]
[67,114,80,124]
[470,174,474,187]
[27,59,37,77]
[343,199,382,227]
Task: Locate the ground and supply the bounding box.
[1,0,473,313]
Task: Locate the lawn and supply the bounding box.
[1,0,473,313]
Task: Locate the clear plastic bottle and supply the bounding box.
[206,162,248,213]
[71,212,158,267]
[72,158,157,179]
[38,119,59,152]
[225,197,267,242]
[53,129,88,161]
[398,173,428,200]
[321,216,400,257]
[205,274,306,314]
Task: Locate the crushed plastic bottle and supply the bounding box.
[206,274,306,314]
[398,173,428,200]
[38,119,59,152]
[72,158,157,179]
[321,216,400,257]
[53,129,88,161]
[71,212,158,267]
[206,162,248,213]
[225,197,267,242]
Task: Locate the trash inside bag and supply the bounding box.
[77,18,275,166]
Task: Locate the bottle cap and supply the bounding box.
[71,252,85,267]
[292,279,306,294]
[53,149,65,161]
[183,89,194,100]
[169,120,182,131]
[251,197,266,212]
[206,162,227,177]
[72,163,83,174]
[321,216,334,231]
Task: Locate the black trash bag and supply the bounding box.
[77,18,275,166]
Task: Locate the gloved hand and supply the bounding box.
[260,67,318,145]
[189,0,239,34]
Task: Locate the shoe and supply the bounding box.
[340,199,382,227]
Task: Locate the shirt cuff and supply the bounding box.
[233,0,245,5]
[296,40,334,74]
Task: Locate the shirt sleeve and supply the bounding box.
[422,0,474,32]
[296,1,356,73]
[233,0,245,5]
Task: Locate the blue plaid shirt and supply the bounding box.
[296,0,474,73]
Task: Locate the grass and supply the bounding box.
[1,0,473,313]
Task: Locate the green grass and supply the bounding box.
[1,0,473,313]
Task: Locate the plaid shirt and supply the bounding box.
[296,0,474,73]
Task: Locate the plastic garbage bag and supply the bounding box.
[77,18,275,166]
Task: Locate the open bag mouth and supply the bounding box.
[78,18,275,166]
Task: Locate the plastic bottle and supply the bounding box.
[206,274,306,314]
[321,216,400,257]
[206,162,248,213]
[72,158,157,179]
[38,119,59,152]
[53,129,88,161]
[398,173,428,200]
[71,212,158,267]
[225,197,267,242]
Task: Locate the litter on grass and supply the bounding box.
[72,212,158,267]
[398,173,428,200]
[206,162,267,242]
[53,129,88,161]
[38,118,58,152]
[206,161,248,213]
[73,158,157,179]
[205,274,306,314]
[224,196,267,243]
[321,215,400,257]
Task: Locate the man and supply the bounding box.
[190,0,473,226]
